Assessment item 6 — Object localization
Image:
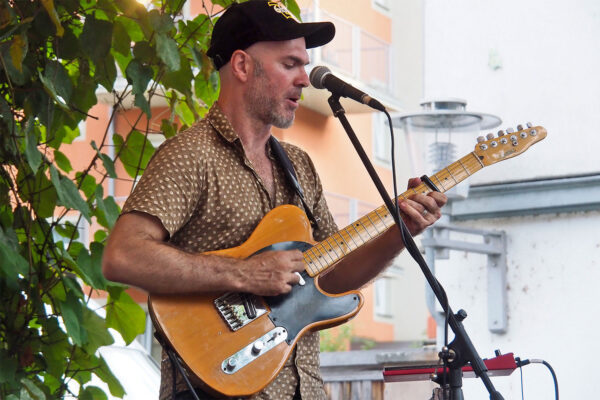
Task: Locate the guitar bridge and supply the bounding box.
[214,293,267,331]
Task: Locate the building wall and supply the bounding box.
[421,0,600,398]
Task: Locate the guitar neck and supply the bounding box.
[303,152,484,277]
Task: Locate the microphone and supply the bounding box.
[309,66,386,111]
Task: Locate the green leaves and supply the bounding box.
[106,288,146,344]
[49,165,91,223]
[0,0,228,397]
[113,130,155,178]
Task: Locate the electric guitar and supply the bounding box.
[148,124,547,397]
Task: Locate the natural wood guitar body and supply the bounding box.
[149,205,364,397]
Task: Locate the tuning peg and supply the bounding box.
[486,133,495,140]
[497,130,505,136]
[517,124,524,131]
[506,127,515,134]
[526,122,533,128]
[477,136,486,143]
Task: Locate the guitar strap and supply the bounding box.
[269,136,320,230]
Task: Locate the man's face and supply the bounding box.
[244,38,310,129]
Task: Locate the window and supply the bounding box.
[373,112,393,167]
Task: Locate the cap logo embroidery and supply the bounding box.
[267,1,300,22]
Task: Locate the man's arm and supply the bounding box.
[101,211,305,296]
[318,178,447,294]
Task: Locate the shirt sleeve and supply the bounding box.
[121,133,205,237]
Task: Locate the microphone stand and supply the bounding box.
[326,94,504,400]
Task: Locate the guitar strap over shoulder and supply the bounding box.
[269,136,320,230]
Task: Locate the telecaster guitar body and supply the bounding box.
[149,206,363,398]
[149,125,547,397]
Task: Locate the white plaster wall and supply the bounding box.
[416,1,600,398]
[433,211,600,398]
[423,0,600,183]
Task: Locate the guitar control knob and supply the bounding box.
[477,136,485,143]
[486,133,495,140]
[252,341,265,355]
[226,358,237,370]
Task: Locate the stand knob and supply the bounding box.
[455,309,468,321]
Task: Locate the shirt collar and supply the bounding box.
[206,103,240,143]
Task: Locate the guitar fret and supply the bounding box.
[325,237,341,260]
[332,232,351,254]
[433,175,446,191]
[457,159,471,175]
[342,227,360,248]
[349,222,368,243]
[308,247,327,270]
[445,167,459,184]
[304,254,318,275]
[365,214,381,235]
[315,243,336,266]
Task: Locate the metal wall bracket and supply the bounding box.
[421,220,508,334]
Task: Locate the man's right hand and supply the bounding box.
[235,250,306,296]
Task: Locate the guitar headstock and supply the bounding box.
[474,123,547,166]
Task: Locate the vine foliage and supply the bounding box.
[1,0,299,398]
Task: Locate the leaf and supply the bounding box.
[59,291,86,346]
[112,19,132,56]
[94,185,119,229]
[40,0,64,37]
[283,0,302,20]
[0,349,18,384]
[149,9,174,34]
[25,128,42,174]
[115,15,144,42]
[80,17,113,63]
[49,165,91,223]
[20,377,47,400]
[174,100,194,127]
[162,55,193,95]
[53,149,73,173]
[81,306,114,354]
[113,131,155,178]
[76,172,97,199]
[125,59,153,95]
[156,33,180,71]
[94,355,125,397]
[90,141,116,178]
[9,34,27,72]
[95,53,117,92]
[0,229,29,288]
[160,118,177,139]
[105,289,146,344]
[45,61,73,104]
[79,386,108,400]
[76,243,108,290]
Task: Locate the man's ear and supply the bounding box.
[230,50,251,83]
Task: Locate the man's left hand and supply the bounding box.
[397,177,447,236]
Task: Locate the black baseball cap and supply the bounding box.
[207,0,335,70]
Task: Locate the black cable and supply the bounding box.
[383,110,452,398]
[516,357,559,400]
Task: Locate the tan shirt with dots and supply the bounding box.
[122,105,338,400]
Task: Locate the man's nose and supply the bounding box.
[297,67,310,88]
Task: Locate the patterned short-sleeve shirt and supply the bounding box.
[122,105,338,400]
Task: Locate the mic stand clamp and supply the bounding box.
[326,94,504,400]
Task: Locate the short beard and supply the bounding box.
[245,57,295,129]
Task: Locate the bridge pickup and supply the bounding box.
[214,292,266,331]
